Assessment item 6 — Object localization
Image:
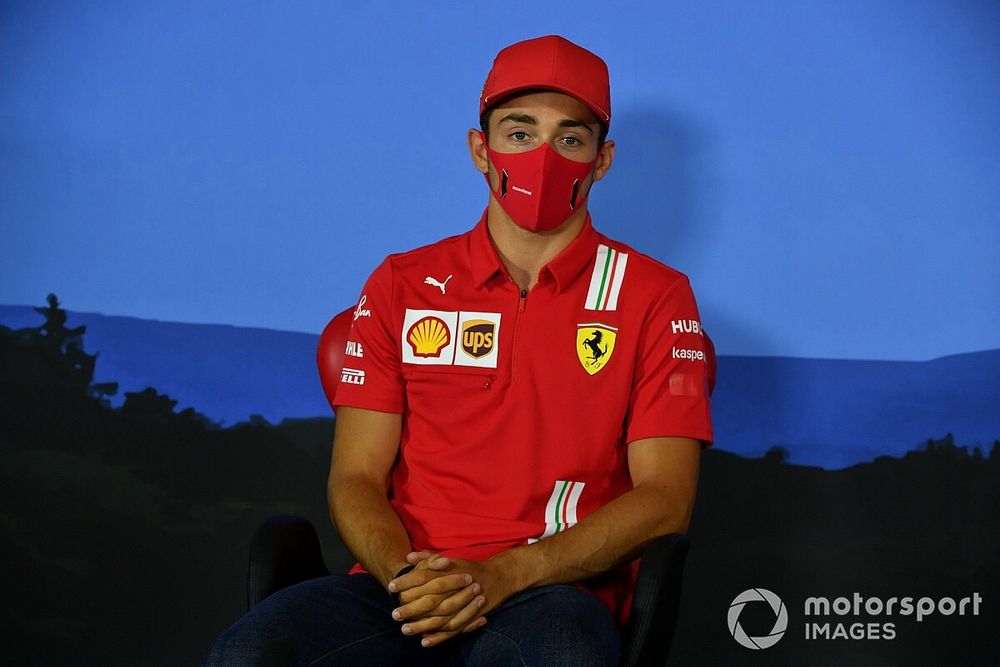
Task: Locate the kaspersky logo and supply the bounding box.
[728,588,788,650]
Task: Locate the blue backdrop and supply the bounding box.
[4,0,999,361]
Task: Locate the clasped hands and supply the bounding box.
[386,550,515,648]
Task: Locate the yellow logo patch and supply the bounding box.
[461,319,495,359]
[576,323,618,375]
[407,316,451,358]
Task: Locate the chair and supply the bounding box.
[247,307,713,666]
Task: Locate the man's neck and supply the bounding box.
[485,198,588,291]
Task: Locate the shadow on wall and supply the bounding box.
[596,106,791,459]
[592,105,720,271]
[594,104,765,355]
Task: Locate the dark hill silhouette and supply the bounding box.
[0,305,330,426]
[3,304,999,468]
[713,352,1000,468]
[1,297,996,664]
[0,299,350,664]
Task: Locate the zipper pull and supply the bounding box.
[519,289,527,313]
[484,375,496,390]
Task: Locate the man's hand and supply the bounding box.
[387,552,487,646]
[390,554,521,647]
[389,552,476,608]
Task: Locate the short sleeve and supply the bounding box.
[332,257,406,414]
[625,275,713,445]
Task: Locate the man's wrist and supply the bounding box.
[490,544,537,592]
[379,558,413,590]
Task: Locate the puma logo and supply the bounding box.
[424,274,453,295]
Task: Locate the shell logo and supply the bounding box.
[406,316,451,358]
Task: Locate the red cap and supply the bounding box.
[480,35,611,127]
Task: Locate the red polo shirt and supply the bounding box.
[333,211,713,624]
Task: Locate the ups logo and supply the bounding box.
[461,320,495,359]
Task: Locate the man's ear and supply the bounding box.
[467,129,489,175]
[591,139,615,183]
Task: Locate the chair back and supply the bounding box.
[316,307,355,412]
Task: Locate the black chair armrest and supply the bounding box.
[620,533,691,667]
[247,515,331,610]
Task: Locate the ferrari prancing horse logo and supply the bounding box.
[576,323,618,375]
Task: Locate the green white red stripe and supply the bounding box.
[585,244,628,311]
[531,480,586,543]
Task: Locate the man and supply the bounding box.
[204,35,711,666]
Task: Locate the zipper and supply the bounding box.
[509,288,527,384]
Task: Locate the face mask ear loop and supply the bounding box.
[479,129,503,199]
[571,156,601,211]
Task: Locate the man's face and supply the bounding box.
[485,90,604,162]
[469,90,615,198]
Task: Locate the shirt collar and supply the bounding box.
[469,209,506,288]
[469,210,601,293]
[542,213,600,292]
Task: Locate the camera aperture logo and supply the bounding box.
[728,588,984,648]
[728,588,788,649]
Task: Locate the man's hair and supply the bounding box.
[479,107,609,146]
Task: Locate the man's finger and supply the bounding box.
[436,594,486,633]
[401,592,483,635]
[391,592,444,621]
[395,580,476,621]
[408,594,485,646]
[399,611,449,636]
[428,582,480,618]
[406,551,433,564]
[425,556,450,570]
[459,616,488,634]
[397,573,474,606]
[405,551,451,570]
[390,566,457,593]
[422,615,488,647]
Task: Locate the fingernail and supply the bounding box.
[476,596,485,607]
[392,609,401,621]
[464,574,473,584]
[421,638,431,647]
[401,624,412,635]
[472,583,481,594]
[388,582,397,593]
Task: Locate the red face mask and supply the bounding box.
[483,133,598,233]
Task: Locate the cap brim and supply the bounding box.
[482,83,610,125]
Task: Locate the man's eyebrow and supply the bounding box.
[558,119,595,135]
[496,113,596,136]
[497,113,537,125]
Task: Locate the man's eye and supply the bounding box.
[563,136,580,146]
[510,131,528,141]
